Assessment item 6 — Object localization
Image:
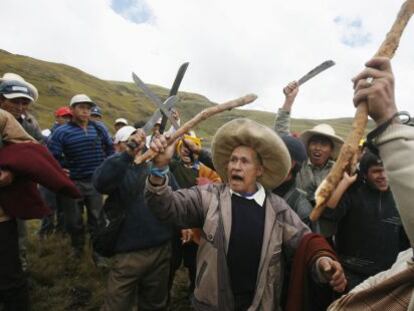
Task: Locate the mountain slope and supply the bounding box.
[0,49,369,144]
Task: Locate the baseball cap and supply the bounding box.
[55,106,72,117]
[114,118,128,125]
[69,94,95,107]
[91,106,102,117]
[114,126,137,144]
[0,79,37,103]
[0,73,38,102]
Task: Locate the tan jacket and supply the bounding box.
[376,124,414,309]
[0,108,35,222]
[145,179,311,310]
[0,109,35,145]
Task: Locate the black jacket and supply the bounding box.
[93,152,177,253]
[325,182,409,276]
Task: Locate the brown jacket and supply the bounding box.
[145,179,311,310]
[0,108,35,222]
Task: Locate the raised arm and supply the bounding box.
[145,133,207,228]
[274,81,299,135]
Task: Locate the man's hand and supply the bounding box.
[341,172,358,187]
[171,109,180,123]
[62,168,70,177]
[318,257,347,292]
[126,129,146,157]
[149,134,176,168]
[0,170,14,187]
[283,81,299,99]
[183,137,201,155]
[282,81,299,110]
[352,57,397,126]
[181,229,194,244]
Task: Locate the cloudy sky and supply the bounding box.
[1,0,413,118]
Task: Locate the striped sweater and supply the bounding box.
[48,121,114,180]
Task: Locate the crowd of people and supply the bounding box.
[0,56,412,311]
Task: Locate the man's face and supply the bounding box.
[114,123,125,132]
[71,103,92,123]
[366,165,388,192]
[115,142,128,153]
[227,145,263,194]
[90,114,102,122]
[308,135,333,167]
[55,115,71,125]
[0,97,31,119]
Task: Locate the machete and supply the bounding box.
[126,95,178,150]
[297,60,335,86]
[132,72,180,132]
[159,62,189,133]
[141,96,178,134]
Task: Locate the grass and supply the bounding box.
[26,221,193,310]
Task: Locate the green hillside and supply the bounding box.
[0,49,371,144]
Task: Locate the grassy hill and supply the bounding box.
[0,49,372,145]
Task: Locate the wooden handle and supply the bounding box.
[134,94,258,164]
[310,0,414,222]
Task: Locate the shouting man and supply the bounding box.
[145,118,346,310]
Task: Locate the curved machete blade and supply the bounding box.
[159,62,189,133]
[297,60,335,86]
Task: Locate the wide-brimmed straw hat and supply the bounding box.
[211,118,291,190]
[0,73,39,102]
[300,124,344,159]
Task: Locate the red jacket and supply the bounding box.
[0,142,81,219]
[286,233,338,311]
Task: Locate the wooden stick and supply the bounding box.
[134,94,258,164]
[310,0,414,222]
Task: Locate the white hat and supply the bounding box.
[115,118,128,125]
[114,125,137,144]
[0,73,38,102]
[69,94,95,107]
[299,124,344,159]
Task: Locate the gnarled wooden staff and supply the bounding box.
[310,0,414,222]
[134,94,258,164]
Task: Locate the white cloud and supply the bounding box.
[0,0,413,118]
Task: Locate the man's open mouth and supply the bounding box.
[231,175,243,181]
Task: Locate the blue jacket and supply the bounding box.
[93,152,176,253]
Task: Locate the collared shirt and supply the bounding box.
[229,183,266,206]
[296,159,335,202]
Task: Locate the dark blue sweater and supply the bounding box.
[227,194,265,310]
[48,121,114,180]
[93,152,175,253]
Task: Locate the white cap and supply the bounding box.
[114,126,137,144]
[42,129,51,137]
[114,118,128,125]
[69,94,95,107]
